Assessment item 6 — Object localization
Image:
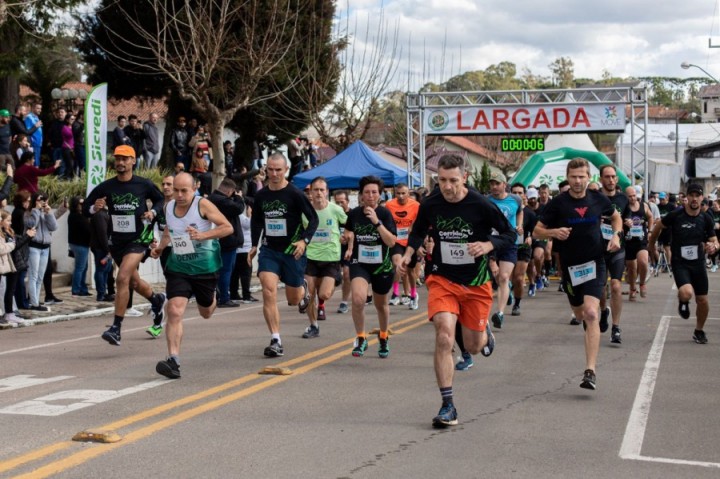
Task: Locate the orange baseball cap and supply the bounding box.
[113,145,135,158]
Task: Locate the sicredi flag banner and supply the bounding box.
[85,83,108,195]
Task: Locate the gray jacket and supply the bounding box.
[27,209,57,246]
[143,122,160,154]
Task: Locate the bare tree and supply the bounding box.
[294,5,402,152]
[96,0,307,184]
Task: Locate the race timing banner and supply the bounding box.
[424,104,626,135]
[85,83,108,195]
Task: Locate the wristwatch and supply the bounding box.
[303,238,310,245]
[374,222,382,228]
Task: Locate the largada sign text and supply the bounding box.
[424,104,625,135]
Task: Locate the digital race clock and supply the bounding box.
[500,137,545,152]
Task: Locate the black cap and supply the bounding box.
[686,183,703,195]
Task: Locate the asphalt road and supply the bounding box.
[1,271,719,478]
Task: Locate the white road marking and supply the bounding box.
[0,375,73,393]
[0,379,168,416]
[619,315,720,468]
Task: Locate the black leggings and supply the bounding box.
[230,252,252,299]
[4,272,18,314]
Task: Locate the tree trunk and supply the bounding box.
[208,120,226,190]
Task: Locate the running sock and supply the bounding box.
[514,298,522,308]
[455,321,466,354]
[271,333,281,344]
[392,282,400,296]
[544,260,552,275]
[410,286,417,299]
[169,354,179,364]
[318,299,325,307]
[440,386,453,406]
[113,315,124,328]
[379,330,388,340]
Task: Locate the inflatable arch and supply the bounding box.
[511,147,631,190]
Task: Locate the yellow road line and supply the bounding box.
[3,313,428,478]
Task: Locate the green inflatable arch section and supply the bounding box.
[511,147,631,190]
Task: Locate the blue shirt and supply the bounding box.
[25,113,42,146]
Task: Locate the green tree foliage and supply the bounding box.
[548,56,574,88]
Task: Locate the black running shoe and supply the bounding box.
[378,336,390,358]
[101,326,121,346]
[302,325,319,339]
[156,357,181,379]
[151,293,167,324]
[569,314,581,325]
[491,312,504,329]
[611,326,622,344]
[264,338,284,357]
[678,302,690,320]
[693,329,708,344]
[599,307,610,333]
[298,280,310,314]
[511,304,521,316]
[580,369,596,390]
[480,323,495,357]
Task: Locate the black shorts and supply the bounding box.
[166,272,219,307]
[305,259,341,281]
[625,239,647,261]
[110,242,149,266]
[658,229,672,246]
[340,244,350,267]
[604,249,626,281]
[517,245,532,263]
[391,244,418,268]
[672,260,709,296]
[561,259,607,307]
[531,240,546,252]
[494,244,518,265]
[349,264,393,295]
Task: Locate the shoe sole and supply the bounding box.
[146,329,162,339]
[352,350,365,357]
[611,338,622,344]
[580,380,596,390]
[693,337,708,344]
[511,311,520,316]
[264,348,284,357]
[302,332,319,339]
[101,332,120,346]
[569,319,581,325]
[455,363,473,371]
[432,418,458,428]
[378,351,389,358]
[156,361,181,379]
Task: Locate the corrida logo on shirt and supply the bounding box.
[261,199,288,218]
[354,223,380,243]
[435,215,474,239]
[111,192,140,211]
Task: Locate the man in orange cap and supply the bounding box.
[83,145,166,346]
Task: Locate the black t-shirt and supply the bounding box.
[662,208,716,265]
[522,205,537,243]
[539,190,615,266]
[251,182,318,254]
[602,191,630,248]
[346,205,396,273]
[408,189,516,286]
[84,175,164,247]
[626,201,650,242]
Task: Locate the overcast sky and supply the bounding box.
[339,0,720,90]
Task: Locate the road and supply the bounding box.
[0,272,719,478]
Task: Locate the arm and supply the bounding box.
[196,198,233,240]
[0,173,12,203]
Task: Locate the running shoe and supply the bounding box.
[611,326,622,344]
[30,305,50,312]
[712,265,718,273]
[455,351,474,370]
[337,302,349,314]
[480,323,495,357]
[302,324,320,338]
[317,306,326,321]
[365,295,373,306]
[44,296,63,305]
[298,279,310,314]
[0,316,8,325]
[569,314,581,325]
[409,293,419,310]
[101,326,121,346]
[511,304,521,316]
[378,336,390,358]
[389,294,400,306]
[156,357,181,379]
[599,307,610,333]
[507,287,514,306]
[528,284,536,297]
[151,293,167,324]
[535,278,544,291]
[580,369,596,390]
[146,324,163,339]
[432,403,458,428]
[351,336,368,357]
[125,308,143,317]
[264,338,284,357]
[678,302,690,320]
[400,295,410,306]
[242,296,260,303]
[542,276,550,288]
[693,329,708,344]
[558,282,565,293]
[491,311,504,329]
[217,300,240,308]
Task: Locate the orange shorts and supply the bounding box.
[426,274,492,332]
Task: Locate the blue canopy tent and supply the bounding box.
[292,141,419,190]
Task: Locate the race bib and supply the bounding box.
[313,229,331,243]
[629,225,643,238]
[397,227,409,241]
[265,218,287,237]
[601,223,613,241]
[681,245,699,261]
[568,260,597,286]
[112,215,135,233]
[440,241,474,265]
[358,244,382,264]
[171,234,195,255]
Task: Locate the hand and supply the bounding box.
[142,210,155,221]
[705,242,718,255]
[150,248,161,259]
[94,197,106,211]
[292,240,306,260]
[5,163,12,178]
[467,241,492,258]
[186,226,203,241]
[553,227,572,241]
[363,206,378,224]
[53,160,62,169]
[248,247,257,266]
[607,235,620,252]
[397,254,411,276]
[344,248,352,262]
[26,227,36,238]
[35,120,42,127]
